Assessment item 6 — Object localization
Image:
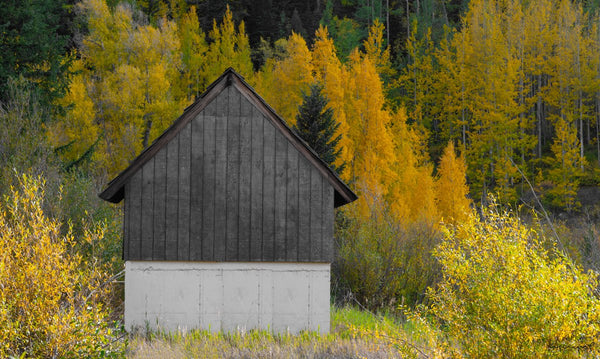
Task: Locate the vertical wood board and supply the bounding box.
[226,86,241,260]
[153,149,167,260]
[178,124,191,260]
[190,112,204,260]
[202,99,217,260]
[214,89,228,261]
[165,138,179,260]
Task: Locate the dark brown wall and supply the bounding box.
[123,85,335,262]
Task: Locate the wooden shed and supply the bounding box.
[100,68,357,333]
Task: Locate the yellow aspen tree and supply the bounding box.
[434,26,474,148]
[177,6,208,100]
[312,25,353,179]
[541,0,587,206]
[591,16,600,166]
[347,50,398,219]
[547,114,584,211]
[400,20,437,132]
[523,0,556,159]
[447,0,525,202]
[435,141,471,224]
[363,19,394,81]
[261,32,314,126]
[204,5,253,84]
[49,59,98,164]
[129,20,183,146]
[52,0,184,177]
[387,108,438,224]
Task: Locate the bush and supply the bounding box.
[333,203,441,310]
[428,200,600,358]
[0,175,122,357]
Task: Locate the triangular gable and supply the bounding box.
[99,68,357,207]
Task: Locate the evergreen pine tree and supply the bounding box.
[293,83,345,175]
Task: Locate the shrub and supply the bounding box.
[0,175,122,357]
[428,200,600,358]
[333,203,441,310]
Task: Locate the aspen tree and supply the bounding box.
[259,32,314,126]
[548,114,584,210]
[312,26,353,180]
[435,141,471,224]
[52,0,183,176]
[347,50,400,219]
[204,5,253,84]
[387,108,438,224]
[177,6,208,100]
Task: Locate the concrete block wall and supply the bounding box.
[124,261,330,334]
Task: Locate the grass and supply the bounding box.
[126,306,442,358]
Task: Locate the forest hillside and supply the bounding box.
[2,0,600,357]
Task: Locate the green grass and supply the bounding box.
[126,306,441,358]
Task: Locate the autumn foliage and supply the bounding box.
[0,175,119,357]
[429,201,600,357]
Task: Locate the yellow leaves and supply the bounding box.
[49,59,98,164]
[429,202,600,357]
[547,113,585,210]
[178,6,207,99]
[205,5,253,85]
[435,142,472,224]
[258,32,314,127]
[0,174,116,357]
[363,19,393,79]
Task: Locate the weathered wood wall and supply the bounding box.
[123,85,335,262]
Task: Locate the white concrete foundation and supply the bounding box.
[124,261,330,334]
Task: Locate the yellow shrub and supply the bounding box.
[428,200,600,358]
[0,175,121,357]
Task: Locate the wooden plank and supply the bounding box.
[190,111,204,260]
[202,99,217,260]
[226,86,240,260]
[128,169,142,260]
[322,184,334,262]
[310,167,323,261]
[231,77,356,208]
[297,156,311,262]
[261,120,276,262]
[100,78,229,203]
[250,105,264,261]
[140,158,154,260]
[214,89,228,261]
[238,96,252,261]
[286,143,299,261]
[123,182,130,260]
[274,130,287,261]
[165,136,179,260]
[178,123,191,260]
[153,148,167,260]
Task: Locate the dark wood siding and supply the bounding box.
[123,85,335,262]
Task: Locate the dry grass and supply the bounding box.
[128,334,401,359]
[126,307,439,358]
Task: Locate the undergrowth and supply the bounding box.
[127,306,441,358]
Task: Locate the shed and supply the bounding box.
[100,68,357,333]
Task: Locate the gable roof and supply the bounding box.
[99,68,357,208]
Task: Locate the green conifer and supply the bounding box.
[293,83,345,174]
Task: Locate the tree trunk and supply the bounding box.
[386,0,390,46]
[441,0,449,25]
[406,0,410,42]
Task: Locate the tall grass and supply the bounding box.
[127,306,441,358]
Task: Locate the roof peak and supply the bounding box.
[99,67,357,207]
